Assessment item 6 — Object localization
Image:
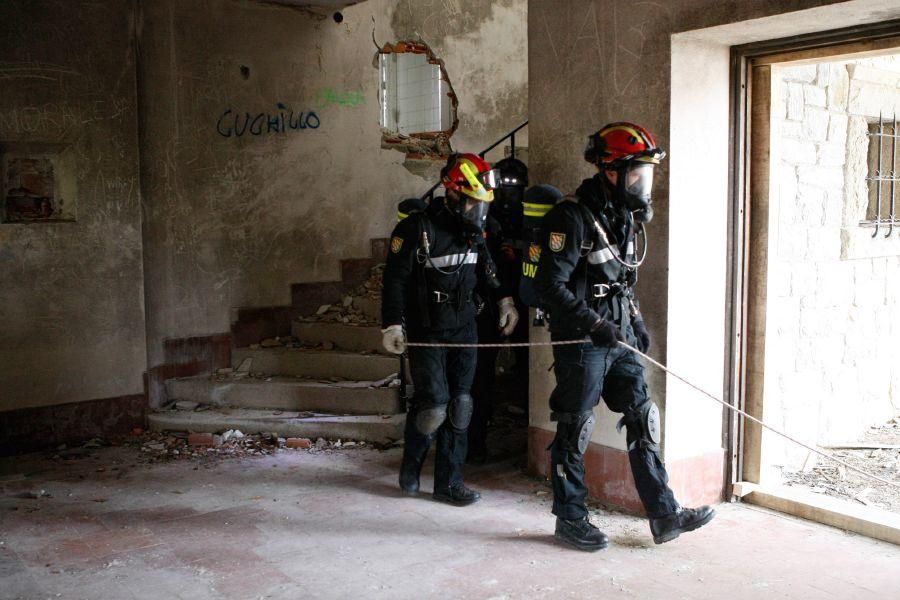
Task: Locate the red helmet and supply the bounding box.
[441,153,498,203]
[584,122,666,168]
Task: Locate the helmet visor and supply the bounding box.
[461,197,490,231]
[624,163,654,201]
[478,168,500,190]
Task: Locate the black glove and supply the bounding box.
[632,316,651,353]
[590,319,623,348]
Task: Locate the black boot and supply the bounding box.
[649,506,716,544]
[554,516,609,552]
[399,455,421,497]
[433,483,481,506]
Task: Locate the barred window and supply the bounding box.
[863,115,900,236]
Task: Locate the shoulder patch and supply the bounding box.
[528,243,541,263]
[390,236,404,254]
[549,232,566,253]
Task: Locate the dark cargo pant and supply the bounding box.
[548,332,679,520]
[403,323,477,490]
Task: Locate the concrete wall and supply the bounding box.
[0,0,527,417]
[0,0,146,412]
[527,0,900,508]
[138,0,527,390]
[761,56,900,475]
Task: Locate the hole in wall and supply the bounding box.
[240,65,250,80]
[333,12,343,23]
[376,40,458,160]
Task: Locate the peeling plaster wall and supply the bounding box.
[0,1,146,412]
[138,0,527,377]
[390,0,529,157]
[527,0,898,459]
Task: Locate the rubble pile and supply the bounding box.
[130,429,369,464]
[781,416,900,513]
[248,335,315,352]
[199,365,398,387]
[295,263,384,326]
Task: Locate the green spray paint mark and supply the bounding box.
[315,88,366,108]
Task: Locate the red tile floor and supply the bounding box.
[2,444,899,599]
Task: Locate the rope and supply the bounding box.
[405,339,585,348]
[402,337,900,489]
[614,340,900,490]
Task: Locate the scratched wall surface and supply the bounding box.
[138,0,528,374]
[526,0,850,438]
[0,1,146,412]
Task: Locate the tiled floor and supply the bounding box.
[1,443,899,599]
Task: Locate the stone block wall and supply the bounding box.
[762,56,900,474]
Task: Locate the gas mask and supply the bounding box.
[492,185,524,235]
[444,190,490,236]
[612,162,655,223]
[455,196,490,235]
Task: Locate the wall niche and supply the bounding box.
[1,142,77,223]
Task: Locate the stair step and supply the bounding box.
[166,375,402,415]
[233,347,397,380]
[291,321,386,354]
[149,408,404,445]
[352,296,381,321]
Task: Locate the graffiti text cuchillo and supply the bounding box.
[216,103,320,137]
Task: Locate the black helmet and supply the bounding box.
[493,157,528,188]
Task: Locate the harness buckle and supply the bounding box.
[432,290,449,303]
[591,283,610,298]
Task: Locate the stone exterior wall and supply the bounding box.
[762,56,900,474]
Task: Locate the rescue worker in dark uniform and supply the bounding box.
[381,153,519,506]
[468,157,529,464]
[535,122,715,550]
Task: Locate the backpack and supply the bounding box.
[518,185,564,307]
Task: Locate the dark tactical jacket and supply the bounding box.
[382,199,507,338]
[534,175,639,339]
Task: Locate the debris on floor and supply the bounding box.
[29,430,374,472]
[135,430,368,463]
[204,368,400,388]
[781,415,900,513]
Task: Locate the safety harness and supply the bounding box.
[411,213,500,329]
[568,200,642,332]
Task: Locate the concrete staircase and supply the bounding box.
[150,320,408,445]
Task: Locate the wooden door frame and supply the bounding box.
[725,19,900,498]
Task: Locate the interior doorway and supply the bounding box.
[734,26,900,543]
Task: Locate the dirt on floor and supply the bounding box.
[781,415,900,513]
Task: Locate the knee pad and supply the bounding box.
[448,393,474,432]
[616,400,661,452]
[415,405,447,435]
[551,410,595,454]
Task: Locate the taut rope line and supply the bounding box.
[401,338,900,489]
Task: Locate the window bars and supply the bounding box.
[863,113,899,238]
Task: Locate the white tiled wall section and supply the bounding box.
[395,53,447,134]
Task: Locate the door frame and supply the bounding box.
[726,19,900,495]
